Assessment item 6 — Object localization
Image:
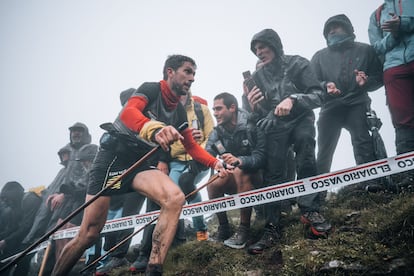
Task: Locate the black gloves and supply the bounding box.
[256,110,278,133]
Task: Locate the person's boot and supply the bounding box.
[300,211,332,238]
[364,179,385,193]
[212,223,232,242]
[247,223,280,255]
[398,170,414,192]
[224,224,249,249]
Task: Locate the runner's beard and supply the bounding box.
[172,83,188,96]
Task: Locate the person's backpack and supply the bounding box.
[375,4,384,27]
[193,101,205,130]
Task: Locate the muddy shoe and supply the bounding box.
[129,254,149,274]
[224,225,249,249]
[247,224,280,255]
[301,211,332,238]
[95,256,128,275]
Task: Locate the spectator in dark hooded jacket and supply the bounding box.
[0,183,43,276]
[0,181,25,258]
[245,28,331,255]
[311,14,384,191]
[49,143,99,273]
[22,145,71,245]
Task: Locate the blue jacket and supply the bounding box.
[368,0,414,71]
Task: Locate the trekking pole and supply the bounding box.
[80,173,222,273]
[38,238,53,276]
[0,145,160,273]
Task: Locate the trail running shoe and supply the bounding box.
[247,224,280,255]
[95,256,128,275]
[224,225,249,249]
[129,254,149,274]
[300,211,332,238]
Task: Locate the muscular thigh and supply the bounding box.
[132,170,183,207]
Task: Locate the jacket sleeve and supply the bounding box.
[291,57,325,110]
[238,128,266,171]
[205,129,219,157]
[368,10,399,55]
[364,47,384,92]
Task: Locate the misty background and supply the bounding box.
[0,0,390,193]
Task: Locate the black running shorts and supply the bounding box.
[87,147,156,196]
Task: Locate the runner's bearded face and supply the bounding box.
[171,62,196,96]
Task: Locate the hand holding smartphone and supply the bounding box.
[243,70,257,92]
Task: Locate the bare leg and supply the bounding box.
[51,195,110,276]
[233,169,255,226]
[207,175,234,225]
[132,170,185,266]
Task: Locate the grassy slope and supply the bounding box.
[109,189,414,275]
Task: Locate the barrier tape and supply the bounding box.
[2,151,413,263]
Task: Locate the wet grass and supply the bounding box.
[103,189,414,275]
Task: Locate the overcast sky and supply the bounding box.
[0,0,390,192]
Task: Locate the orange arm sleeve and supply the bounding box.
[119,96,150,132]
[181,128,218,168]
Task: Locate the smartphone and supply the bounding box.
[191,119,199,130]
[242,70,256,92]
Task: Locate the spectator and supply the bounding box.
[245,28,331,255]
[242,61,296,219]
[22,144,72,245]
[0,182,43,276]
[368,1,414,188]
[23,123,91,245]
[54,143,99,259]
[311,14,384,191]
[0,181,25,259]
[206,92,265,249]
[170,91,214,241]
[51,54,228,276]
